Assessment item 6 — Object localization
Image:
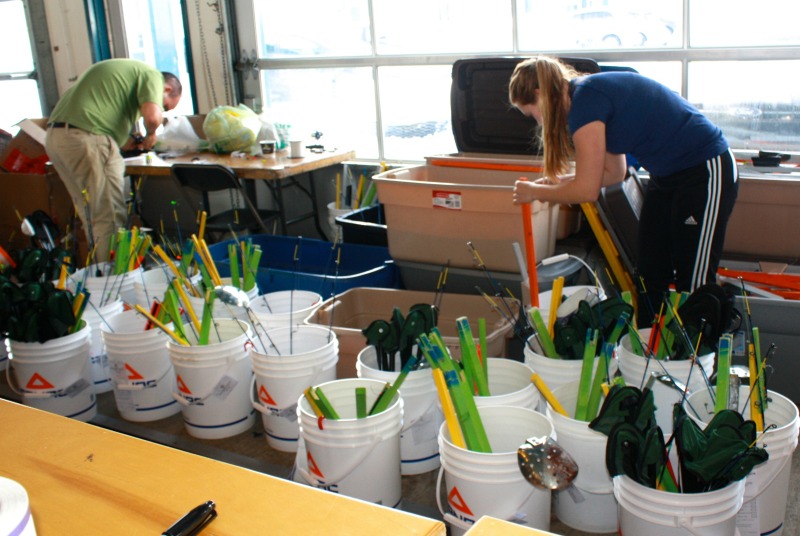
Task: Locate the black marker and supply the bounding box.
[162,500,217,536]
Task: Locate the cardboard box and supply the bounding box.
[0,119,83,256]
[723,174,800,260]
[372,163,559,273]
[305,287,520,378]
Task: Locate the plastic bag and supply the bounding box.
[203,104,262,153]
[154,115,207,153]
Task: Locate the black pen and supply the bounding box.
[162,500,217,536]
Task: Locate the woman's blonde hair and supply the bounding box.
[509,56,580,179]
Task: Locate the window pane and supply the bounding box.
[600,61,682,93]
[255,0,371,57]
[0,80,42,131]
[688,61,800,152]
[262,68,378,157]
[373,0,512,54]
[517,0,682,51]
[379,66,456,161]
[121,0,194,115]
[0,0,33,72]
[690,0,799,47]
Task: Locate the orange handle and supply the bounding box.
[519,177,539,307]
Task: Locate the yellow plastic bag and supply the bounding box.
[202,104,261,153]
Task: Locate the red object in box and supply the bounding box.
[2,147,49,174]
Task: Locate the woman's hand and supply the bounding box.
[512,179,537,205]
[513,177,554,205]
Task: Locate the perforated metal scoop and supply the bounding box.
[215,285,251,307]
[517,435,579,491]
[213,285,278,354]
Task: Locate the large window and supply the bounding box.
[245,0,800,162]
[0,0,42,131]
[120,0,194,115]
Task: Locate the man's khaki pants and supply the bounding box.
[45,125,126,264]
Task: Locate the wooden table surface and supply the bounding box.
[125,148,356,180]
[0,399,444,535]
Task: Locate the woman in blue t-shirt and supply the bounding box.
[509,56,738,324]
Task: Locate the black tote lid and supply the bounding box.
[450,57,600,155]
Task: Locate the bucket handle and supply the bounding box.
[5,361,23,396]
[297,435,383,487]
[401,394,437,433]
[114,363,173,391]
[250,363,332,414]
[744,449,792,502]
[250,375,266,413]
[436,466,474,532]
[435,465,538,531]
[171,361,245,406]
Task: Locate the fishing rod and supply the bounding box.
[327,243,342,343]
[467,241,520,322]
[475,286,537,354]
[433,259,450,312]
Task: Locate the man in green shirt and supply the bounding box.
[45,59,182,263]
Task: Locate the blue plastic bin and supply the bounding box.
[208,234,402,296]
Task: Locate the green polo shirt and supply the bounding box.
[49,59,163,146]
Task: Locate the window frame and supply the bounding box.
[236,1,800,162]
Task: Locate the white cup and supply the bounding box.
[290,140,304,158]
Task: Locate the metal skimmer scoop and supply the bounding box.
[517,435,579,491]
[215,285,250,307]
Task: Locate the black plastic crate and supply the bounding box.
[335,204,388,247]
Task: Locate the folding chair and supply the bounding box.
[170,163,280,239]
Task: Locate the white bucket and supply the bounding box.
[327,201,351,241]
[250,290,323,330]
[0,338,8,372]
[73,264,143,306]
[529,284,605,323]
[167,319,255,439]
[549,380,617,533]
[83,298,124,394]
[686,386,799,536]
[297,377,403,507]
[614,474,745,535]
[101,309,181,422]
[619,328,714,438]
[187,278,259,325]
[6,323,96,422]
[250,325,339,452]
[474,358,540,411]
[132,266,201,309]
[524,336,619,393]
[356,346,443,475]
[438,405,553,536]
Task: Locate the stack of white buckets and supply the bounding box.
[523,285,619,533]
[68,265,142,395]
[5,322,97,422]
[519,284,799,536]
[248,290,332,451]
[3,264,144,423]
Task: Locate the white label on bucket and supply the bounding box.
[212,376,238,400]
[63,378,91,398]
[736,499,759,536]
[274,404,297,420]
[432,190,462,210]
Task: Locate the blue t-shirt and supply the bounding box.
[568,72,728,176]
